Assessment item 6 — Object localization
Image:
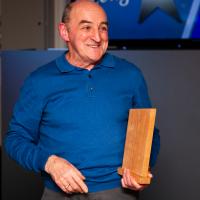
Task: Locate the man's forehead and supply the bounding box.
[72,0,102,9]
[78,20,108,25]
[70,1,107,17]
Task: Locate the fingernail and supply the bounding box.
[84,187,88,193]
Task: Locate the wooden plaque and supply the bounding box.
[118,108,156,184]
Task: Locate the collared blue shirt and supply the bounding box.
[4,52,160,192]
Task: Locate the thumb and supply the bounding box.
[148,172,153,179]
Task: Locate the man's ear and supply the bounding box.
[58,23,70,42]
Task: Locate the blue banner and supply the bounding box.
[96,0,200,39]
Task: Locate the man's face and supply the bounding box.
[65,2,108,66]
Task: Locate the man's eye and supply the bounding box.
[100,26,108,32]
[82,26,91,30]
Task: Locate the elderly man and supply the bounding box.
[4,1,160,200]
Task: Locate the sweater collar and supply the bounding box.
[56,51,115,73]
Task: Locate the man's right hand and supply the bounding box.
[45,155,88,194]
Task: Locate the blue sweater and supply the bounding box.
[4,52,160,192]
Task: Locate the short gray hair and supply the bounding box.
[61,1,76,23]
[61,0,98,23]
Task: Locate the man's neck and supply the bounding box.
[65,53,95,71]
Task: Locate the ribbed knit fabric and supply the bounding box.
[4,52,160,192]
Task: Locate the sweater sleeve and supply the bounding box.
[4,75,51,172]
[132,70,160,168]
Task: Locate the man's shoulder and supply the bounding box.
[22,55,61,92]
[25,54,63,85]
[107,53,142,74]
[30,59,58,79]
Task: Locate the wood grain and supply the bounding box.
[118,109,156,184]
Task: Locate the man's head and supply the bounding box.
[59,0,108,68]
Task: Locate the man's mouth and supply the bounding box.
[87,44,100,48]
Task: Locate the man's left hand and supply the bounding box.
[121,168,153,191]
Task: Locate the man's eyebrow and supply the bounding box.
[79,20,108,26]
[79,20,92,25]
[101,21,108,26]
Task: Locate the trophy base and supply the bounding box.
[118,167,151,184]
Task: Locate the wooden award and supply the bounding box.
[118,108,156,184]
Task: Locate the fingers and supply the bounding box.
[70,163,86,181]
[122,168,152,191]
[45,155,88,194]
[64,173,88,193]
[122,168,142,191]
[62,164,88,193]
[148,171,153,179]
[65,184,73,194]
[121,177,127,188]
[60,170,88,194]
[72,174,88,193]
[58,180,72,194]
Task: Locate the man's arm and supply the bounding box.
[121,69,160,191]
[132,69,160,168]
[4,75,88,194]
[4,76,50,172]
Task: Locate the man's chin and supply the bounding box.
[87,54,104,63]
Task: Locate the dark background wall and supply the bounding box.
[2,50,200,200]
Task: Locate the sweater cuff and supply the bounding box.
[35,149,52,172]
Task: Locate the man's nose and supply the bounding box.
[91,29,101,42]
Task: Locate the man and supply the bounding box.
[4,1,160,200]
